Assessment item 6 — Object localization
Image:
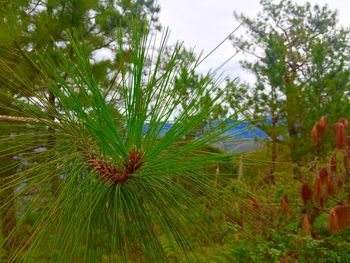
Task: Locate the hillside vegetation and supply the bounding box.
[1,0,350,262]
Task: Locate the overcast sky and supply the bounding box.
[158,0,350,82]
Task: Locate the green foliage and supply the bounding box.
[228,0,350,165]
[0,0,160,91]
[2,1,350,262]
[0,25,241,262]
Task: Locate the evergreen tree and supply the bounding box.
[0,25,236,261]
[228,0,350,177]
[0,1,160,260]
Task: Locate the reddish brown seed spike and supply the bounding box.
[319,116,328,129]
[311,125,319,145]
[329,207,340,233]
[280,195,289,215]
[123,146,144,175]
[247,197,261,212]
[318,168,328,184]
[314,175,323,202]
[327,177,334,196]
[316,122,326,138]
[334,122,347,149]
[301,182,313,204]
[129,147,137,159]
[336,206,350,230]
[302,214,312,236]
[331,153,337,173]
[89,154,133,185]
[329,205,350,234]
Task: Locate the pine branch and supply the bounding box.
[0,115,48,125]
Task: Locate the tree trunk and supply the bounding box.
[267,115,277,184]
[287,116,303,179]
[285,69,302,179]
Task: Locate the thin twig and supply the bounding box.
[195,23,242,68]
[0,115,46,124]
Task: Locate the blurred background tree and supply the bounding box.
[0,1,160,261]
[228,0,350,178]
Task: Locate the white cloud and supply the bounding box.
[158,0,350,82]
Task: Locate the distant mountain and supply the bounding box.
[143,120,268,153]
[214,120,268,139]
[212,120,267,152]
[143,120,268,139]
[143,120,267,139]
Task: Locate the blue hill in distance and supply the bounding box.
[143,120,268,152]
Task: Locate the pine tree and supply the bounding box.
[0,1,160,261]
[228,0,350,177]
[0,26,236,262]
